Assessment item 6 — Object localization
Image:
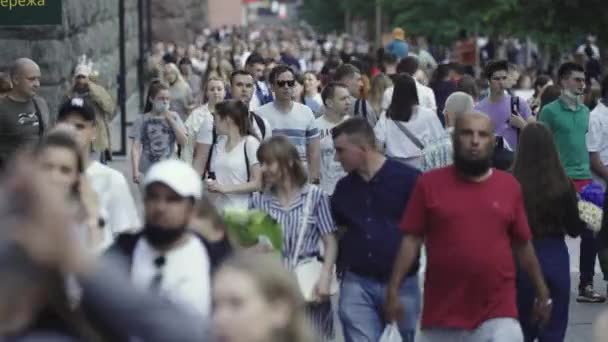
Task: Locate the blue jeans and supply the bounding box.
[517,237,570,342]
[339,271,421,342]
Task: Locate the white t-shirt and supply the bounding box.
[382,81,438,112]
[587,100,608,165]
[209,135,261,211]
[184,104,214,164]
[315,115,347,194]
[374,106,444,167]
[131,236,211,317]
[85,161,141,250]
[255,102,320,166]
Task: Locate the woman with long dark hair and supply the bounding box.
[512,122,585,341]
[205,100,262,211]
[374,74,443,169]
[251,136,338,341]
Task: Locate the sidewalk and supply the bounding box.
[104,108,604,341]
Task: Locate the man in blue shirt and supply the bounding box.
[331,117,421,342]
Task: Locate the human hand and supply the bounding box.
[312,271,332,304]
[133,171,142,184]
[384,287,404,323]
[206,179,226,193]
[509,114,527,129]
[531,297,552,328]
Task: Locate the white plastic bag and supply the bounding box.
[379,323,402,342]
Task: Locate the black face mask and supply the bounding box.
[143,223,187,249]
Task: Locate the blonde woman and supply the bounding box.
[368,73,393,115]
[251,136,338,341]
[182,76,226,165]
[213,252,315,342]
[163,63,194,121]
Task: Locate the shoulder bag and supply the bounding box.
[292,187,338,302]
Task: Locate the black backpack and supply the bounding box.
[107,232,231,274]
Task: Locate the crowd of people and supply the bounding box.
[1,24,608,342]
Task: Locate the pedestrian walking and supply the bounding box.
[386,111,551,342]
[0,58,50,170]
[331,117,422,342]
[374,74,444,169]
[130,80,187,184]
[184,76,225,166]
[315,82,351,194]
[250,136,338,341]
[212,253,315,342]
[539,62,605,303]
[65,62,116,164]
[255,65,321,184]
[513,122,585,341]
[57,97,140,250]
[205,100,262,211]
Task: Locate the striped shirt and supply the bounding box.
[420,129,453,172]
[250,185,336,265]
[255,102,320,164]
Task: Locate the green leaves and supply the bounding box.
[300,0,608,50]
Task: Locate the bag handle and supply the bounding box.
[291,186,314,268]
[394,120,424,150]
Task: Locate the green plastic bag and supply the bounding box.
[223,209,283,252]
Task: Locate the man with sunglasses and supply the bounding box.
[475,60,533,151]
[255,65,321,183]
[540,62,605,303]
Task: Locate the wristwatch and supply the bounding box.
[311,178,320,185]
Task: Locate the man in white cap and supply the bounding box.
[105,159,230,324]
[65,63,116,164]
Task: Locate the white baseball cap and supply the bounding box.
[143,159,202,200]
[74,64,91,78]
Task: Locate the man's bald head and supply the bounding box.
[9,58,40,99]
[9,58,38,80]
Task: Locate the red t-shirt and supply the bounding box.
[400,166,532,330]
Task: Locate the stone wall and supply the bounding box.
[0,0,141,125]
[150,0,207,44]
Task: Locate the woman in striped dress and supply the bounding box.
[250,136,338,341]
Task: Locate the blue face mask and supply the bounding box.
[153,100,170,113]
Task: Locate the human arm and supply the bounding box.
[313,232,338,302]
[131,140,142,184]
[591,153,608,182]
[193,143,211,176]
[562,183,585,238]
[513,242,552,325]
[307,136,321,182]
[587,115,608,181]
[165,112,187,146]
[208,164,262,194]
[385,235,423,321]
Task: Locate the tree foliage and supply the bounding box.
[300,0,608,49]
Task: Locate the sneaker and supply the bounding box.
[577,285,606,303]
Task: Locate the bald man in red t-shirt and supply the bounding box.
[385,112,551,342]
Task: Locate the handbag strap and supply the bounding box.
[291,186,314,268]
[394,120,424,150]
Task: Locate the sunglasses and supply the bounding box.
[276,80,296,88]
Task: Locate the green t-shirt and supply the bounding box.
[539,98,591,180]
[0,95,49,164]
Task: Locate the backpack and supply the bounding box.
[205,132,252,181]
[354,99,368,119]
[250,112,266,138]
[107,232,231,274]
